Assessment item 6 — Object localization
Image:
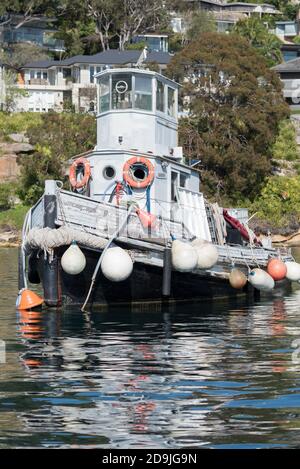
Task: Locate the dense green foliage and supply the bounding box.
[186,10,217,41]
[168,32,289,203]
[252,176,300,226]
[233,17,282,66]
[17,113,96,205]
[0,112,41,137]
[0,204,29,230]
[272,120,299,161]
[0,183,15,211]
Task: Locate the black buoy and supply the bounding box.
[43,180,61,307]
[162,244,172,297]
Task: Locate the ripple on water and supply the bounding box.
[0,247,300,448]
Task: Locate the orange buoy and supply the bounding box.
[16,289,43,310]
[136,209,157,229]
[229,269,247,289]
[267,258,287,281]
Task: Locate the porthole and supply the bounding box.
[103,165,116,180]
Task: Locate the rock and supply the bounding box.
[9,143,33,153]
[0,142,33,154]
[272,230,300,247]
[0,230,20,244]
[8,133,29,144]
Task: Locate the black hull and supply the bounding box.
[33,245,288,309]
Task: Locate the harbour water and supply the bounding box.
[1,247,300,448]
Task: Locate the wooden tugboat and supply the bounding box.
[17,67,300,310]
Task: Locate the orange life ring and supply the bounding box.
[69,157,91,189]
[123,157,154,189]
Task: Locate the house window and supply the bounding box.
[134,75,152,111]
[90,66,94,84]
[63,68,71,78]
[156,79,164,112]
[167,87,175,117]
[90,66,102,84]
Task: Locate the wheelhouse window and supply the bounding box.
[167,86,175,117]
[99,75,110,112]
[112,73,132,110]
[156,79,164,112]
[134,75,152,111]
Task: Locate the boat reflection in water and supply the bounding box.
[16,291,300,448]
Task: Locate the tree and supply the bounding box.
[233,17,283,66]
[0,43,49,71]
[0,1,61,28]
[54,0,170,53]
[167,32,289,203]
[186,10,217,41]
[0,70,28,112]
[17,113,96,204]
[272,120,299,161]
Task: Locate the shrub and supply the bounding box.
[0,112,42,137]
[0,183,15,211]
[272,120,299,161]
[251,176,300,226]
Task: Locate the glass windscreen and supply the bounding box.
[112,74,132,110]
[135,75,152,111]
[167,86,175,117]
[99,75,110,112]
[156,79,164,112]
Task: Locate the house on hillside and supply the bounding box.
[0,49,172,113]
[273,58,300,104]
[171,1,281,34]
[0,14,64,52]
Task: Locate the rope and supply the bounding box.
[25,226,107,254]
[81,204,136,312]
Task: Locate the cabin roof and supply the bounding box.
[94,67,180,88]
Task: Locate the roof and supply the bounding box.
[273,57,300,73]
[146,51,171,64]
[89,50,141,64]
[22,60,58,69]
[22,50,172,69]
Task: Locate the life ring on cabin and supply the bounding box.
[69,157,91,190]
[123,156,154,189]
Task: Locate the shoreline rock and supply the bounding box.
[0,228,21,247]
[272,230,300,247]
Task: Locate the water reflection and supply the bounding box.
[0,248,300,448]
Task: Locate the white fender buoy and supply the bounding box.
[248,268,275,291]
[101,246,133,282]
[61,241,86,275]
[191,238,219,269]
[171,240,198,272]
[285,261,300,282]
[229,269,247,289]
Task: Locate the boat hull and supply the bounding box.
[33,246,291,309]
